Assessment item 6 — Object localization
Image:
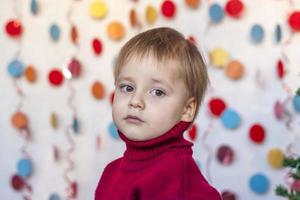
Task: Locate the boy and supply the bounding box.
[95,27,221,200]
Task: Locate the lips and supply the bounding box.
[124,115,144,122]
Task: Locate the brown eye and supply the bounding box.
[151,89,166,97]
[120,85,134,92]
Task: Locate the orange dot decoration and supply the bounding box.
[288,11,300,31]
[11,111,28,129]
[92,81,105,100]
[225,60,244,80]
[48,69,64,86]
[161,0,176,18]
[5,19,23,38]
[185,0,200,9]
[24,65,37,83]
[225,0,244,18]
[107,21,125,41]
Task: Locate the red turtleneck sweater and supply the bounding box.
[95,121,221,200]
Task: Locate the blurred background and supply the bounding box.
[1,0,300,199]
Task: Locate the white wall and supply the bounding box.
[1,0,300,199]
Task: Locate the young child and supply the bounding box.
[95,27,221,200]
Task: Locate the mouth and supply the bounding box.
[124,115,144,124]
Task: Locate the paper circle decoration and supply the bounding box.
[216,145,234,165]
[50,24,60,41]
[249,173,269,194]
[25,65,37,83]
[221,190,236,200]
[210,47,229,68]
[209,98,226,117]
[49,193,61,200]
[267,148,284,169]
[17,158,33,177]
[11,111,28,129]
[220,108,241,129]
[11,174,25,191]
[7,59,24,78]
[92,38,103,55]
[108,122,119,139]
[146,6,157,24]
[92,81,105,100]
[90,0,107,19]
[288,11,300,31]
[250,24,264,43]
[292,95,300,112]
[185,0,200,9]
[68,58,82,78]
[209,3,224,23]
[225,60,244,80]
[107,21,125,41]
[48,69,64,86]
[249,123,265,144]
[30,0,39,15]
[161,0,176,18]
[225,0,244,18]
[5,19,22,37]
[188,124,197,141]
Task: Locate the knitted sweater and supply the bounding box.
[95,121,221,200]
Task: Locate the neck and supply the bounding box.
[117,121,193,161]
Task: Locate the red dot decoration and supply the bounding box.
[225,0,244,18]
[288,11,300,31]
[249,123,265,144]
[92,38,103,55]
[209,98,227,117]
[5,19,23,38]
[161,0,176,18]
[188,124,197,141]
[48,69,64,86]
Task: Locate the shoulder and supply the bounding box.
[102,157,123,175]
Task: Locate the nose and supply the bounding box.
[129,91,145,110]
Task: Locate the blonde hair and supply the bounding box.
[113,27,209,123]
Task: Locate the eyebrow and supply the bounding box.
[117,76,173,90]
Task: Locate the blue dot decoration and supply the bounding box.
[30,0,38,15]
[293,95,300,113]
[49,193,61,200]
[72,117,80,134]
[249,173,270,194]
[220,108,241,129]
[108,121,119,139]
[275,24,282,44]
[50,24,60,41]
[17,158,33,178]
[209,3,224,23]
[7,59,24,78]
[250,24,264,43]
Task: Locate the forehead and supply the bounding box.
[117,55,182,83]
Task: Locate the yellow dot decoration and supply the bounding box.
[146,5,157,25]
[90,0,107,19]
[267,148,284,169]
[210,47,229,68]
[107,21,125,41]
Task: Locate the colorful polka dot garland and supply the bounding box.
[220,108,241,129]
[161,0,176,18]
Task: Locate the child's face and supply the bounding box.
[112,55,192,141]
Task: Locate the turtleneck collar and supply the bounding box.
[117,121,193,161]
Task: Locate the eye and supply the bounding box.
[150,89,166,97]
[120,84,134,93]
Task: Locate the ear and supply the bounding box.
[180,97,197,122]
